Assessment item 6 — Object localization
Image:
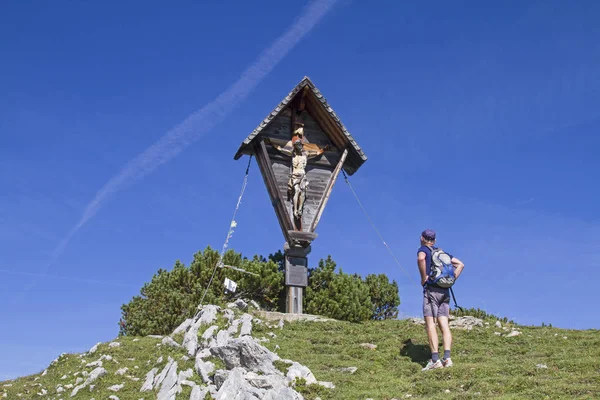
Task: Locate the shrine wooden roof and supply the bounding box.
[233,76,367,175]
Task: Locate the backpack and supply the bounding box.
[427,246,456,288]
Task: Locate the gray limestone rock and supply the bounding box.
[210,336,280,374]
[239,314,253,337]
[140,368,158,392]
[177,368,194,385]
[213,367,264,400]
[179,380,197,388]
[109,342,121,348]
[190,385,208,400]
[88,343,100,355]
[154,357,175,388]
[244,372,285,391]
[108,383,124,392]
[213,369,230,390]
[162,336,181,348]
[215,330,232,347]
[172,318,193,335]
[262,386,304,400]
[183,316,204,356]
[195,355,215,384]
[227,318,241,336]
[196,348,212,360]
[360,343,377,350]
[234,299,248,310]
[86,360,102,368]
[199,305,219,325]
[70,367,106,397]
[201,325,219,343]
[115,368,128,376]
[222,309,235,324]
[156,359,178,400]
[450,316,484,330]
[286,362,317,385]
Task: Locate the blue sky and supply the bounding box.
[1,0,599,380]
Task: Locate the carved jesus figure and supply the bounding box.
[265,137,330,228]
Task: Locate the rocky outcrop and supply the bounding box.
[127,300,330,399]
[449,316,484,330]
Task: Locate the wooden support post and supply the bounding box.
[287,286,303,314]
[254,140,293,243]
[310,148,349,232]
[284,243,310,314]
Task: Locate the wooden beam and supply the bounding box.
[266,147,340,169]
[287,230,318,247]
[310,148,349,232]
[290,104,296,136]
[254,140,293,243]
[299,86,309,111]
[305,93,345,150]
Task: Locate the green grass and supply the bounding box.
[1,315,598,400]
[253,317,600,400]
[0,335,197,400]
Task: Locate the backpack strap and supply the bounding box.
[424,246,434,286]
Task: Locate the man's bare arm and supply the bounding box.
[418,251,428,286]
[451,257,464,279]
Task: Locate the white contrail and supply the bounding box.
[46,0,338,265]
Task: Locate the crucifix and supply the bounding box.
[234,76,367,314]
[264,125,330,230]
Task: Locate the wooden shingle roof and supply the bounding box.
[233,76,367,175]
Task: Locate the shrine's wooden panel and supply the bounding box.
[271,160,333,232]
[254,108,341,233]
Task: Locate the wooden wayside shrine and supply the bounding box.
[234,76,367,313]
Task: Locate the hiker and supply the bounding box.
[417,229,464,371]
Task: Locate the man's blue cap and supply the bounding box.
[422,229,436,241]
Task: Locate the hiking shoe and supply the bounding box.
[442,358,453,368]
[421,359,443,371]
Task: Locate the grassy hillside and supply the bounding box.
[255,317,600,399]
[1,311,598,400]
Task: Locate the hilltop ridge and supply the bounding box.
[1,300,599,399]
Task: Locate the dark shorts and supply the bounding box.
[423,285,450,318]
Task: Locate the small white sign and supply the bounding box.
[224,278,237,293]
